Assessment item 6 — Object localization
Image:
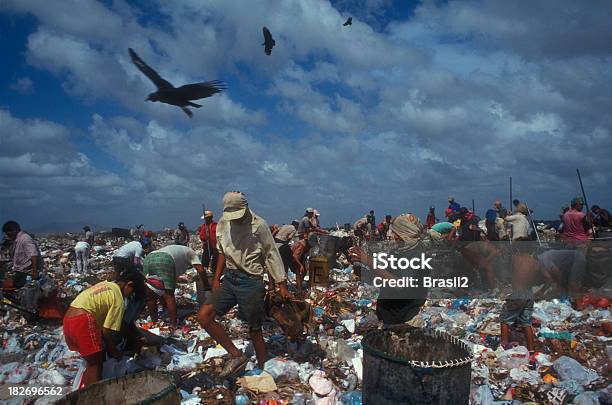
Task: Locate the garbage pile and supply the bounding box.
[1,234,611,405]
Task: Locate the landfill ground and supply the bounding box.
[0,233,610,405]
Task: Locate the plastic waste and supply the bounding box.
[0,362,20,384]
[473,385,494,405]
[298,362,316,384]
[235,394,250,405]
[341,373,358,391]
[5,336,22,354]
[71,360,86,391]
[309,370,334,397]
[537,327,573,340]
[36,369,66,386]
[167,352,204,371]
[243,368,263,376]
[554,379,585,396]
[7,365,33,384]
[34,341,53,363]
[553,356,599,386]
[497,346,529,369]
[264,357,299,380]
[572,391,601,405]
[535,352,553,367]
[341,319,356,333]
[292,393,308,405]
[509,368,541,385]
[339,390,362,405]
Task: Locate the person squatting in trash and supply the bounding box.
[349,213,429,326]
[197,191,292,379]
[143,244,209,330]
[2,220,43,289]
[63,270,145,387]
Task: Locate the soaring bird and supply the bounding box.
[343,17,352,26]
[262,26,275,55]
[128,48,225,118]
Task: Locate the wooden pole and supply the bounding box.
[577,169,596,238]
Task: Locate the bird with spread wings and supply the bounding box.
[129,48,225,118]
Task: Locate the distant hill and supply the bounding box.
[28,222,108,235]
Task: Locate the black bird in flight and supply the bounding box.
[262,26,275,55]
[343,17,352,26]
[128,48,225,118]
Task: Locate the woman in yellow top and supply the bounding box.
[63,271,144,387]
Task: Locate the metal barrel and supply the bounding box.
[362,326,473,405]
[54,371,180,405]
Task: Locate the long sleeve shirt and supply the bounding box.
[504,213,530,240]
[216,210,286,282]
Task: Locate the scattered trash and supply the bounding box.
[237,371,277,393]
[0,232,609,403]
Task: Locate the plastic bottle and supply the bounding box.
[340,391,362,405]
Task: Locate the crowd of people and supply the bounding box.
[1,192,610,388]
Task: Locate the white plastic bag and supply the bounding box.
[264,357,299,380]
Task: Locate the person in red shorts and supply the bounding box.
[63,271,144,387]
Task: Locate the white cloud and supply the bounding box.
[2,0,612,228]
[9,77,34,94]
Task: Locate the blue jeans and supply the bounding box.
[205,268,266,330]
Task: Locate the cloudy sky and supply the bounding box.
[1,0,611,231]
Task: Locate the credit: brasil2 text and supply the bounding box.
[373,276,469,288]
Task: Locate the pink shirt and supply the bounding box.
[562,209,589,242]
[11,231,42,273]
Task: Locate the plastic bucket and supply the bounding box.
[362,326,473,405]
[55,371,180,405]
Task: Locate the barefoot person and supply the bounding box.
[197,192,292,378]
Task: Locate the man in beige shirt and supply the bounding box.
[198,191,291,378]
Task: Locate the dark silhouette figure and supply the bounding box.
[262,27,275,55]
[343,17,352,26]
[128,48,225,118]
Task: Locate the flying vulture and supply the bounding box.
[262,26,276,55]
[128,48,225,118]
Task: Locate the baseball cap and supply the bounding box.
[223,192,248,220]
[313,209,320,217]
[200,210,213,219]
[305,207,314,213]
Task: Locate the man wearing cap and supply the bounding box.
[143,244,208,330]
[310,209,321,228]
[504,204,531,241]
[197,191,292,378]
[297,208,315,239]
[199,211,218,273]
[174,222,190,246]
